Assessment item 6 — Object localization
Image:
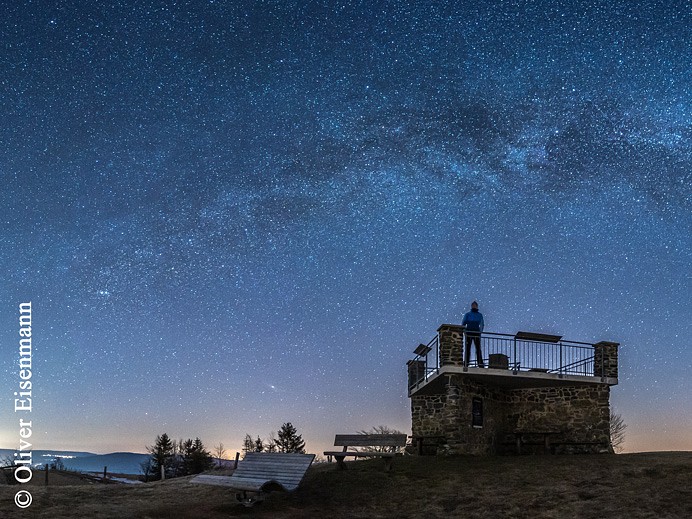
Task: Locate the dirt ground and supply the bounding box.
[1,452,690,518]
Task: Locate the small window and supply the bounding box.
[472,397,483,428]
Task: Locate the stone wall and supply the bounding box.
[411,374,511,455]
[443,376,511,455]
[411,393,445,439]
[411,377,612,455]
[505,385,611,454]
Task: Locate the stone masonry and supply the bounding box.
[437,324,464,366]
[410,326,619,455]
[594,341,619,379]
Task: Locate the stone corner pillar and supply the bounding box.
[437,324,465,367]
[593,341,619,379]
[407,359,426,390]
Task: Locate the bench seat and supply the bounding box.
[190,452,314,507]
[323,450,399,458]
[324,434,407,471]
[191,474,289,492]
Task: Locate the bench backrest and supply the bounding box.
[233,452,315,491]
[333,434,408,447]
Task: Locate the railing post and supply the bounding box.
[430,334,438,372]
[559,341,563,377]
[513,337,518,373]
[435,335,439,371]
[422,357,427,382]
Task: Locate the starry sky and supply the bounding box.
[1,0,690,456]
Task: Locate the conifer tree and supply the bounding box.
[147,433,174,480]
[183,437,214,474]
[276,422,306,453]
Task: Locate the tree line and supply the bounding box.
[143,434,214,481]
[242,422,305,454]
[143,422,306,481]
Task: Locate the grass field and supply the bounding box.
[1,452,690,518]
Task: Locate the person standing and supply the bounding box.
[462,301,485,367]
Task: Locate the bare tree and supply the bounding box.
[610,410,627,453]
[243,434,266,456]
[170,439,185,477]
[0,454,15,468]
[357,425,405,453]
[213,443,226,460]
[139,458,154,482]
[312,454,327,464]
[265,432,278,453]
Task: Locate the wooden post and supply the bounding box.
[160,464,165,481]
[45,465,49,485]
[234,452,239,469]
[104,466,107,480]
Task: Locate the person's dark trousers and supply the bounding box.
[464,333,484,367]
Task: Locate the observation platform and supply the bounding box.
[407,325,619,396]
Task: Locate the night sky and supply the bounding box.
[1,1,690,456]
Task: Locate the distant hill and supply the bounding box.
[0,449,148,475]
[1,449,233,476]
[0,449,97,466]
[61,452,151,475]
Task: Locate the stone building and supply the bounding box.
[407,325,619,455]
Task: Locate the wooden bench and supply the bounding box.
[551,440,606,454]
[323,434,407,471]
[409,435,446,455]
[190,452,315,507]
[513,430,561,455]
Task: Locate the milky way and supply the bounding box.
[1,1,690,454]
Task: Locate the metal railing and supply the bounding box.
[408,329,598,390]
[408,334,439,388]
[472,332,595,375]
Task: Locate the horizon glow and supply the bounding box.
[1,1,690,457]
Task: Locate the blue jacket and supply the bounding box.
[462,309,484,333]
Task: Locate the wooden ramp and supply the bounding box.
[191,452,315,507]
